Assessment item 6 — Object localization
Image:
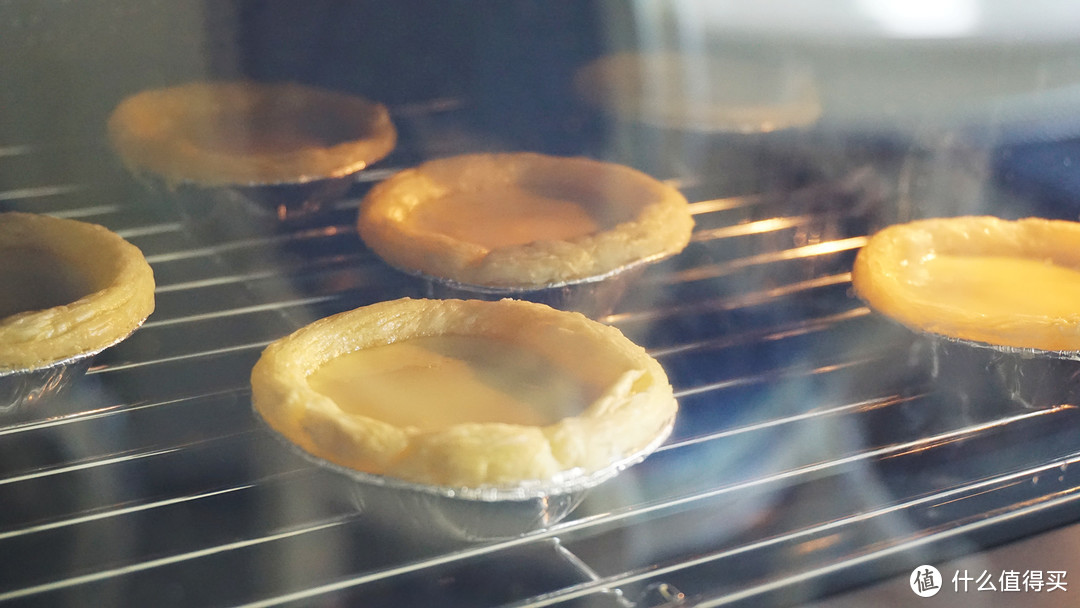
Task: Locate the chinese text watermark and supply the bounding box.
[910,566,1067,597]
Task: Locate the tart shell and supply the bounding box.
[356,153,694,288]
[107,81,397,187]
[574,52,822,133]
[0,212,156,372]
[250,298,677,491]
[853,216,1080,352]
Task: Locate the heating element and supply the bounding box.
[2,102,1080,608]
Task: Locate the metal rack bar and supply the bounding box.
[1,131,1074,607]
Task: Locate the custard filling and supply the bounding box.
[0,248,96,320]
[308,334,598,431]
[409,184,601,250]
[911,254,1080,319]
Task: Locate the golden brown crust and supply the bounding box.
[853,216,1080,352]
[575,52,821,133]
[250,298,677,489]
[357,153,694,288]
[108,82,396,187]
[0,212,155,371]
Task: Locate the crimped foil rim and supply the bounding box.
[384,249,670,294]
[257,412,675,502]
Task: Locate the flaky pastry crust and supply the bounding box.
[108,82,396,187]
[853,216,1080,352]
[357,153,693,288]
[251,298,677,490]
[0,212,155,371]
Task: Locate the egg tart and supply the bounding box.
[853,216,1080,352]
[0,212,155,372]
[574,52,821,133]
[251,298,677,494]
[107,81,396,187]
[357,153,693,291]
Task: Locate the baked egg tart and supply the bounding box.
[108,81,396,187]
[251,298,677,495]
[356,152,693,294]
[853,216,1080,352]
[574,52,821,133]
[0,212,155,373]
[108,82,397,231]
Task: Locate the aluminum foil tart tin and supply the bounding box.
[261,416,674,541]
[920,332,1080,411]
[397,253,666,320]
[0,326,142,414]
[858,305,1080,411]
[0,358,92,414]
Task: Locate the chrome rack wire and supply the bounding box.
[2,116,1080,608]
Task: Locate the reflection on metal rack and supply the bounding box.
[2,121,1080,608]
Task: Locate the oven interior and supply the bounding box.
[4,2,1080,606]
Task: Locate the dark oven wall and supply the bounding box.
[0,0,608,156]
